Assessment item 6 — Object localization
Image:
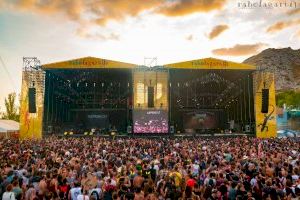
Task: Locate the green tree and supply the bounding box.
[2,92,20,122]
[276,90,300,109]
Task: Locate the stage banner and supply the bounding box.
[42,57,136,69]
[165,58,256,70]
[20,70,45,139]
[253,72,277,138]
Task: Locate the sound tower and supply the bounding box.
[148,86,154,108]
[261,89,269,113]
[28,88,37,113]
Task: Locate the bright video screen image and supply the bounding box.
[133,110,168,133]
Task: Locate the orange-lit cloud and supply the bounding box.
[157,0,227,16]
[0,0,5,8]
[212,43,267,56]
[297,30,300,38]
[1,0,227,26]
[88,33,120,41]
[208,24,229,39]
[90,0,162,25]
[76,27,119,41]
[267,19,300,33]
[186,34,193,41]
[286,8,300,15]
[0,0,229,40]
[12,0,84,20]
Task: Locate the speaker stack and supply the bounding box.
[28,88,37,113]
[148,86,154,108]
[261,89,269,113]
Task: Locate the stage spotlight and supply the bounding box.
[110,131,116,140]
[89,132,93,136]
[84,132,88,136]
[110,131,116,136]
[69,132,73,135]
[64,132,68,136]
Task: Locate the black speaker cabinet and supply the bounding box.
[261,89,269,113]
[28,88,36,113]
[148,86,154,108]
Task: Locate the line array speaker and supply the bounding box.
[28,88,36,113]
[261,89,269,113]
[148,86,154,108]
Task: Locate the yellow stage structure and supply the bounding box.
[20,57,276,139]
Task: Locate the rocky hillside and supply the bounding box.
[243,47,300,91]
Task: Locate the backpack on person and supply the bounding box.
[208,178,214,186]
[90,190,100,200]
[103,191,113,200]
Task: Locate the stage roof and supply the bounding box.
[42,57,256,70]
[164,57,256,70]
[42,57,137,69]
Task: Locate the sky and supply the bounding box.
[0,0,299,112]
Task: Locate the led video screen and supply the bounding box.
[72,111,109,129]
[70,110,128,131]
[133,110,168,133]
[183,110,221,130]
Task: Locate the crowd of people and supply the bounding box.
[0,136,299,200]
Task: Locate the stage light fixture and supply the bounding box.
[110,131,116,136]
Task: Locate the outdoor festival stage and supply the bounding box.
[20,57,277,139]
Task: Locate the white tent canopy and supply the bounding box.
[0,120,19,133]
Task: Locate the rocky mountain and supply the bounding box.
[243,47,300,91]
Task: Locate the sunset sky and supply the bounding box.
[0,0,299,111]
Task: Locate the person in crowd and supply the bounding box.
[12,180,22,200]
[0,136,299,200]
[77,189,89,200]
[69,182,82,200]
[2,184,16,200]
